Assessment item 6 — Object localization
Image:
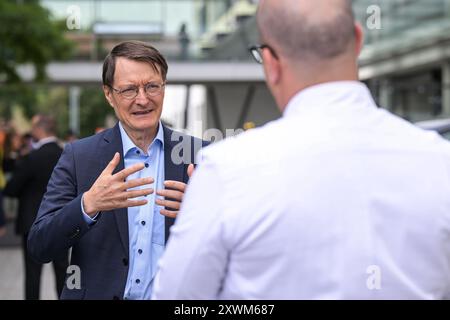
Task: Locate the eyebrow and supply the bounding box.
[117,80,162,87]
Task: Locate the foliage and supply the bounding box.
[0,0,73,83]
[0,84,116,139]
[79,86,116,138]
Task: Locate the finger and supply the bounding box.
[113,162,145,181]
[124,199,148,208]
[156,198,180,210]
[102,152,120,176]
[163,180,187,192]
[159,209,178,219]
[124,188,154,199]
[187,164,194,178]
[123,177,154,190]
[156,189,183,201]
[97,198,149,211]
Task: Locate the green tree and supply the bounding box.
[0,0,74,133]
[79,86,116,138]
[0,0,73,83]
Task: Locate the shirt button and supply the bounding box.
[145,163,149,168]
[136,150,140,154]
[141,221,146,226]
[138,249,143,254]
[135,279,140,284]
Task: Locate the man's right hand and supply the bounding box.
[83,152,154,217]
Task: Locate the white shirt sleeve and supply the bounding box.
[81,193,99,225]
[152,157,228,299]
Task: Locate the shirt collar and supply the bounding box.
[118,121,164,156]
[33,136,59,150]
[283,81,376,118]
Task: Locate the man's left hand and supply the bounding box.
[156,164,194,218]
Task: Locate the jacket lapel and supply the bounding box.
[102,124,129,257]
[163,125,186,243]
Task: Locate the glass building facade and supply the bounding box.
[41,0,249,60]
[3,0,450,138]
[353,0,450,121]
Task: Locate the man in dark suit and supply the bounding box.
[28,41,207,300]
[4,114,68,300]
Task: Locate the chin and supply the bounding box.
[136,119,159,131]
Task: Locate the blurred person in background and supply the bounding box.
[178,23,190,60]
[0,128,6,237]
[4,114,68,300]
[0,126,25,238]
[153,0,450,299]
[2,129,23,174]
[64,129,78,144]
[94,127,106,134]
[28,41,208,300]
[20,133,33,157]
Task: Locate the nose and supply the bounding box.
[135,87,149,105]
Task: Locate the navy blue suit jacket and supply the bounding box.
[28,123,207,299]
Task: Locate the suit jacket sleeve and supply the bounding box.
[27,143,92,263]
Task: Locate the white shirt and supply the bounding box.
[153,81,450,300]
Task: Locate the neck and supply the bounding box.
[123,124,158,153]
[37,134,55,142]
[278,57,359,111]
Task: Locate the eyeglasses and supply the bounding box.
[108,82,166,100]
[248,44,279,64]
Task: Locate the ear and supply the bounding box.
[262,48,281,86]
[354,22,364,57]
[103,85,115,108]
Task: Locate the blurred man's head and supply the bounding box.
[256,0,363,110]
[31,114,57,141]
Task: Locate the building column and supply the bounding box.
[443,62,450,116]
[445,0,450,17]
[378,78,393,110]
[69,86,81,136]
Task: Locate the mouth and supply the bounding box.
[132,110,153,116]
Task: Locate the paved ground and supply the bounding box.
[0,247,57,300]
[0,221,57,300]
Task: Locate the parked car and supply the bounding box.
[415,118,450,140]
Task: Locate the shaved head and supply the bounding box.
[257,0,355,62]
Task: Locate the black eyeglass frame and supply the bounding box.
[248,44,279,64]
[107,82,166,100]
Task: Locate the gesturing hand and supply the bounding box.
[83,152,154,217]
[155,164,194,218]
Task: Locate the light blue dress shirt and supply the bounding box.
[120,122,165,300]
[82,121,165,299]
